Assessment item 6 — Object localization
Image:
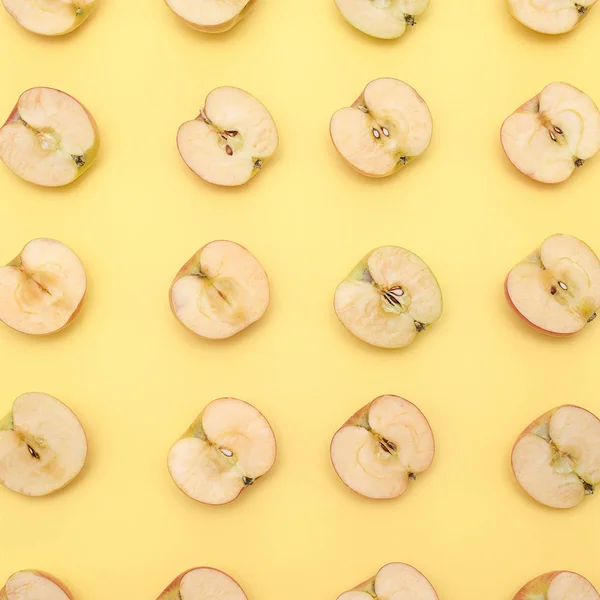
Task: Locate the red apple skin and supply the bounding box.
[156,568,248,600]
[330,395,435,500]
[504,276,577,338]
[0,571,75,600]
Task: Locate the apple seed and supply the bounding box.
[27,445,41,459]
[554,126,563,135]
[373,128,381,139]
[550,286,557,295]
[225,130,238,137]
[220,448,233,457]
[225,145,233,156]
[381,127,390,137]
[558,281,568,291]
[549,130,557,142]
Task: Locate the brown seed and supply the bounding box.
[226,145,233,156]
[550,286,557,295]
[381,127,390,137]
[373,128,381,139]
[549,130,557,142]
[554,125,563,135]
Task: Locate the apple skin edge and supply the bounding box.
[0,571,75,600]
[156,568,248,600]
[513,572,559,599]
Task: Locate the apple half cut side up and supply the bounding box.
[1,0,96,35]
[0,87,99,187]
[168,398,277,505]
[177,87,278,186]
[331,395,434,499]
[501,83,600,183]
[514,571,600,600]
[511,405,600,509]
[164,0,255,32]
[337,563,439,600]
[157,568,248,600]
[0,393,87,497]
[0,238,87,335]
[334,245,442,348]
[170,240,269,340]
[506,0,596,34]
[505,234,600,336]
[1,571,75,600]
[330,78,432,177]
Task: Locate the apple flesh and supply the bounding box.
[335,0,429,39]
[1,571,75,600]
[164,0,255,32]
[0,87,99,187]
[0,392,87,497]
[337,563,438,600]
[512,405,600,509]
[157,568,247,600]
[2,0,96,35]
[506,0,596,34]
[330,78,432,177]
[514,571,599,600]
[170,240,269,340]
[0,238,87,335]
[168,397,277,505]
[331,395,434,499]
[501,83,600,183]
[505,234,600,336]
[177,87,278,186]
[334,245,442,348]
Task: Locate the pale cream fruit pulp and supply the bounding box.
[2,0,96,35]
[501,83,600,183]
[334,245,442,348]
[170,240,269,339]
[0,393,87,497]
[3,571,72,600]
[177,87,278,186]
[512,405,600,509]
[165,0,254,32]
[331,395,434,499]
[515,572,600,600]
[335,0,429,39]
[507,0,596,34]
[506,234,600,335]
[158,568,248,600]
[0,87,99,187]
[168,398,276,505]
[330,78,432,177]
[337,563,438,600]
[0,238,86,335]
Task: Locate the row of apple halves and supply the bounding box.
[1,561,599,600]
[1,79,598,191]
[1,389,598,510]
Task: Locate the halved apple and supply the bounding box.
[334,245,442,348]
[0,392,87,497]
[334,0,429,39]
[1,571,75,600]
[506,0,596,34]
[337,563,438,600]
[0,238,87,335]
[177,87,278,186]
[512,405,600,509]
[168,398,277,505]
[1,0,96,35]
[170,240,269,340]
[157,568,247,600]
[501,83,600,183]
[330,78,432,177]
[164,0,255,33]
[514,571,599,600]
[505,234,600,336]
[331,395,434,499]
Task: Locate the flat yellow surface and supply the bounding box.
[1,1,600,599]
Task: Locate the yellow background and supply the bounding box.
[0,0,599,598]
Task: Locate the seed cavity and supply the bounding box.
[550,286,557,295]
[558,281,568,291]
[27,445,41,460]
[405,14,416,26]
[574,158,585,168]
[254,159,263,169]
[72,155,85,167]
[242,476,254,487]
[549,130,557,142]
[415,321,426,332]
[588,312,597,323]
[225,145,233,156]
[220,448,233,457]
[381,127,390,137]
[372,128,381,139]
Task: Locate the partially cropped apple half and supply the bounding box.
[331,395,434,499]
[177,87,278,186]
[334,0,429,39]
[0,238,87,335]
[330,78,432,177]
[334,245,442,348]
[0,392,87,497]
[1,571,75,600]
[337,563,438,600]
[505,234,600,336]
[165,0,255,32]
[170,240,269,340]
[501,83,600,183]
[514,571,599,600]
[2,0,96,35]
[507,0,596,34]
[512,404,600,509]
[157,568,247,600]
[168,398,276,505]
